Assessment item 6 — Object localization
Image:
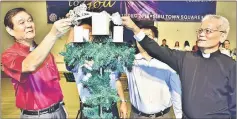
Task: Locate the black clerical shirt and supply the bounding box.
[137,35,236,118]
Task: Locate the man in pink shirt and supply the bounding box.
[2,7,71,118]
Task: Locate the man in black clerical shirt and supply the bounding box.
[121,14,236,118]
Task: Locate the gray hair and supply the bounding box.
[202,14,230,40]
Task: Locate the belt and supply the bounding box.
[81,102,117,112]
[21,102,61,115]
[132,105,170,117]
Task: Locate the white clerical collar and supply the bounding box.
[202,53,210,58]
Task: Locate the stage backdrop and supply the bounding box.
[46,1,216,23]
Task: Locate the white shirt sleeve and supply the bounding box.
[133,30,146,42]
[169,73,183,118]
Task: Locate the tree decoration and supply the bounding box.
[60,36,135,118]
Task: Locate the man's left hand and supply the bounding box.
[119,102,128,118]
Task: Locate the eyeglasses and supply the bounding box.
[196,28,226,35]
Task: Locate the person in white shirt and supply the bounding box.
[220,40,232,57]
[174,41,181,50]
[125,25,182,118]
[183,40,191,51]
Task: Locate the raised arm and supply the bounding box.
[22,18,71,72]
[139,35,185,72]
[122,16,185,73]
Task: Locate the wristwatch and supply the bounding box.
[120,99,127,102]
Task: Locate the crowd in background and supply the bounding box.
[161,39,236,60]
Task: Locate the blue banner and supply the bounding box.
[46,1,216,23]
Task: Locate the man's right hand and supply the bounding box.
[49,18,72,39]
[22,18,72,73]
[121,16,141,35]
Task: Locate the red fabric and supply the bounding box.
[1,42,63,110]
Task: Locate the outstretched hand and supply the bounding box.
[121,16,141,35]
[49,18,72,38]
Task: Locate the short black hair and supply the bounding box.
[4,7,33,29]
[140,26,158,38]
[162,39,166,42]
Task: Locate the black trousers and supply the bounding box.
[80,102,119,119]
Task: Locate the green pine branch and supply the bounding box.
[60,37,135,118]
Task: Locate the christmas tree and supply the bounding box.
[60,36,135,118]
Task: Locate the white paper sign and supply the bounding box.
[92,12,110,35]
[113,26,123,42]
[83,29,90,41]
[74,26,84,42]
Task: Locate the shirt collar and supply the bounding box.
[14,41,37,53]
[197,49,221,59]
[30,42,36,51]
[202,53,210,58]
